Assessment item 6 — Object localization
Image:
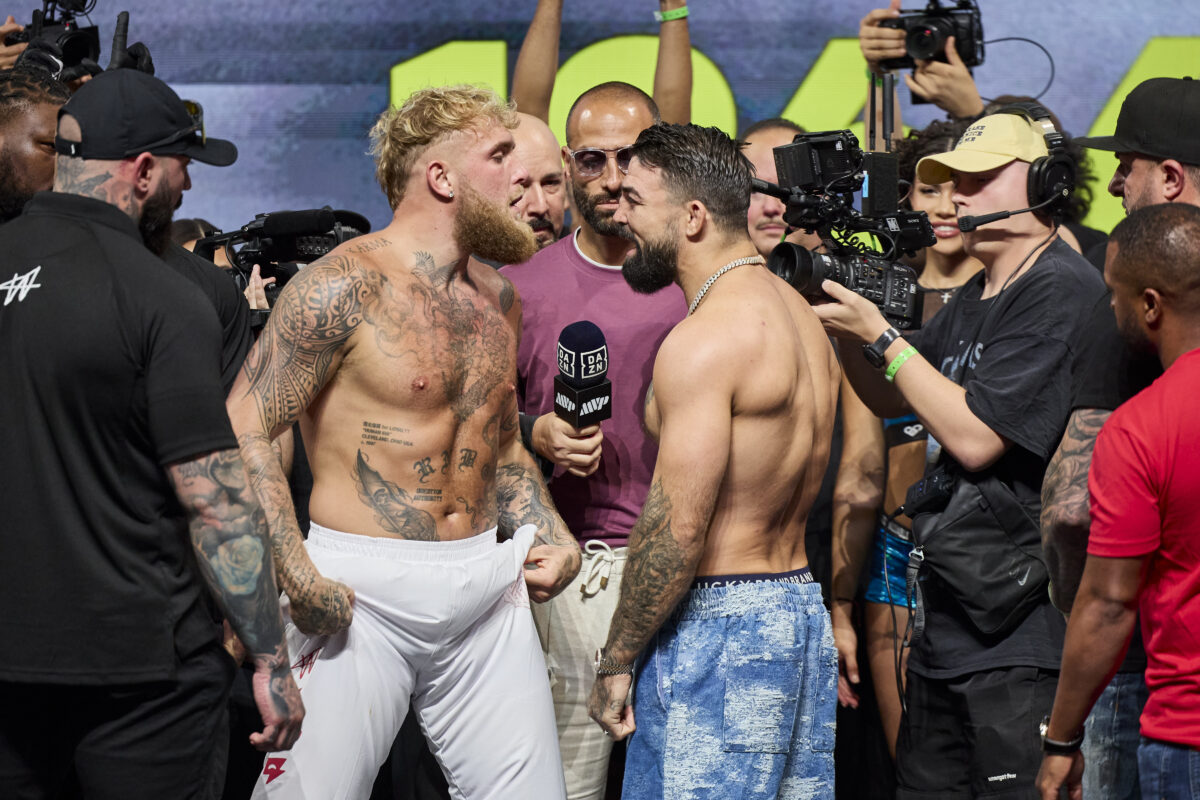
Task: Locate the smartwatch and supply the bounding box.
[862,326,902,369]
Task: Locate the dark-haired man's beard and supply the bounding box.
[454,182,537,265]
[1116,305,1156,358]
[0,147,35,223]
[622,231,679,295]
[139,180,176,256]
[572,181,623,237]
[528,215,557,250]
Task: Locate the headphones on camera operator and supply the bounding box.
[955,101,1076,232]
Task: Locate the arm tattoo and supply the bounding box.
[354,450,437,541]
[495,463,568,544]
[1042,408,1111,613]
[604,479,703,660]
[498,278,515,314]
[169,448,286,667]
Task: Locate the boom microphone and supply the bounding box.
[957,191,1065,232]
[553,321,612,428]
[253,208,337,238]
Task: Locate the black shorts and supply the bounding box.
[0,640,234,800]
[896,666,1058,800]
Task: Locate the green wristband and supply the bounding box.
[654,6,689,22]
[884,346,917,383]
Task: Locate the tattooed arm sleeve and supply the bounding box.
[225,254,368,634]
[603,336,732,665]
[167,447,304,747]
[1042,407,1111,615]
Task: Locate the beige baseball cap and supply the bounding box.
[916,113,1049,185]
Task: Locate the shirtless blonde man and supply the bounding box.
[586,123,839,799]
[227,85,580,800]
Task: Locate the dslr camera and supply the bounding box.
[4,0,100,70]
[756,130,934,330]
[195,207,369,320]
[877,0,984,72]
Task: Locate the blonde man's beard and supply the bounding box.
[453,182,538,265]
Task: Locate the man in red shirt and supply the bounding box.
[1037,202,1200,799]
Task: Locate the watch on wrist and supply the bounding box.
[594,648,634,677]
[1039,715,1085,755]
[862,326,902,369]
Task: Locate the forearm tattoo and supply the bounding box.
[495,462,573,546]
[1042,408,1110,612]
[170,448,285,663]
[605,478,701,660]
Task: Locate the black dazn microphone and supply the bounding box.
[957,191,1064,232]
[554,321,612,428]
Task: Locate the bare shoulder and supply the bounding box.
[651,317,739,401]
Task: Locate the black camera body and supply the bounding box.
[877,0,983,72]
[4,1,100,69]
[903,464,956,517]
[758,130,934,331]
[194,208,369,317]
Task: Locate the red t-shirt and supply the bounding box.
[1088,347,1200,747]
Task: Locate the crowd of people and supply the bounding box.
[2,2,1200,800]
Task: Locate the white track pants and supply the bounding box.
[251,523,565,800]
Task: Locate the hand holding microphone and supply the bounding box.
[534,321,612,477]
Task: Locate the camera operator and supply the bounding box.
[814,107,1105,797]
[0,14,27,69]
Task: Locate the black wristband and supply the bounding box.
[862,326,902,369]
[1040,715,1085,755]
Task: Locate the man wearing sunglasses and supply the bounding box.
[0,68,301,798]
[501,81,687,800]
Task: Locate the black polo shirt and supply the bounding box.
[0,192,236,684]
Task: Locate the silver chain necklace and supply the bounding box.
[687,255,765,316]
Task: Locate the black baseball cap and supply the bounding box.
[1075,76,1200,166]
[55,69,237,167]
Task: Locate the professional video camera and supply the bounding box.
[4,0,100,70]
[754,130,934,330]
[877,0,983,72]
[195,207,370,311]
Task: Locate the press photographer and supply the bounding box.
[812,104,1105,798]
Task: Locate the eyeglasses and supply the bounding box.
[567,145,634,178]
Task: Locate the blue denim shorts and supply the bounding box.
[622,572,835,800]
[866,527,916,608]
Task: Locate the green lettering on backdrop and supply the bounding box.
[1083,37,1200,234]
[545,35,735,144]
[388,35,1200,234]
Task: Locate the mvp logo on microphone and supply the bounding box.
[553,374,613,428]
[556,392,576,412]
[581,396,609,415]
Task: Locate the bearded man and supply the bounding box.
[227,84,581,800]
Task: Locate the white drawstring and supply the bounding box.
[579,540,616,597]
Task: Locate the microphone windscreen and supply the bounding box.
[557,321,608,388]
[259,209,337,238]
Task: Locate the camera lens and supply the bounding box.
[57,30,99,67]
[907,18,952,61]
[768,242,822,295]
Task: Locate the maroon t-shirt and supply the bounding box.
[501,231,686,546]
[1089,347,1200,747]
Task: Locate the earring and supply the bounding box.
[448,189,454,199]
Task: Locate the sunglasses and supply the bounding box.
[568,145,634,178]
[139,99,206,152]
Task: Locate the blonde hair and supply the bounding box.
[369,84,518,209]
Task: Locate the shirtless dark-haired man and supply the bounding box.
[228,84,580,800]
[587,122,839,799]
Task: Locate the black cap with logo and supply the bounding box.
[1076,76,1200,166]
[54,69,237,167]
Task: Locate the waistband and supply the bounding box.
[679,570,824,620]
[307,521,500,563]
[879,513,912,541]
[691,566,813,590]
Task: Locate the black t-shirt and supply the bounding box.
[0,192,237,684]
[161,242,252,396]
[906,238,1107,678]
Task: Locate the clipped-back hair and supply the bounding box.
[370,84,517,209]
[631,123,753,235]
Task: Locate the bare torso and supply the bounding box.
[645,265,839,575]
[297,239,520,541]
